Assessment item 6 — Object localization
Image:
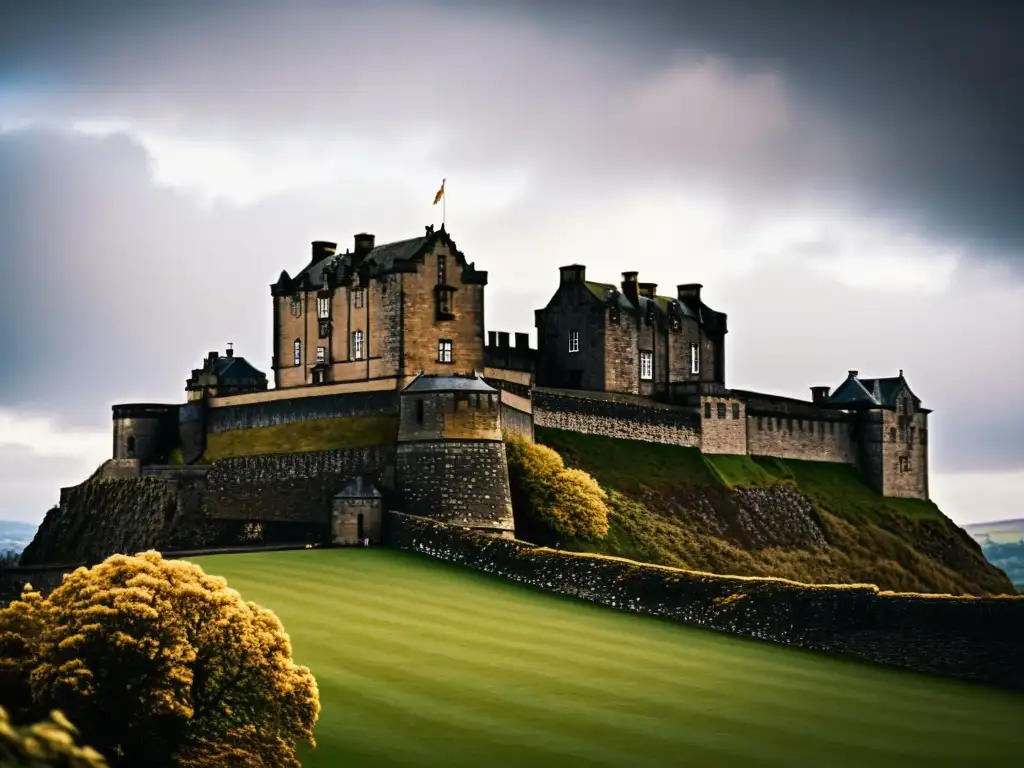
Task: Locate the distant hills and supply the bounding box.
[964,519,1024,591]
[0,520,38,558]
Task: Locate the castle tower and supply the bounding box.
[111,404,179,464]
[395,372,515,537]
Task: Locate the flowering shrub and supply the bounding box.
[0,552,319,767]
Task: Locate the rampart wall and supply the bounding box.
[746,413,856,463]
[206,388,398,433]
[533,388,700,447]
[386,512,1024,692]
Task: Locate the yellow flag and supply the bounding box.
[433,179,445,205]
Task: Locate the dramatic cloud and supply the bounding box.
[0,1,1021,525]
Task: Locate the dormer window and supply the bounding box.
[316,296,331,319]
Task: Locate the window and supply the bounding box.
[899,456,911,473]
[353,288,364,309]
[293,339,301,366]
[640,352,653,380]
[437,254,447,285]
[438,339,453,363]
[569,330,580,353]
[352,330,364,360]
[717,403,726,419]
[889,427,897,442]
[316,346,325,364]
[438,288,452,316]
[290,295,301,317]
[732,403,740,420]
[316,296,331,319]
[318,319,330,338]
[704,402,711,418]
[416,399,425,424]
[690,342,700,374]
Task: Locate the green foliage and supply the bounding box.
[202,414,399,461]
[0,705,107,767]
[702,454,777,488]
[0,552,320,767]
[505,438,610,541]
[165,448,184,466]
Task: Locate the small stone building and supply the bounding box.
[332,476,383,545]
[186,346,268,402]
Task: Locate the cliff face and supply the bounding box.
[532,428,1015,596]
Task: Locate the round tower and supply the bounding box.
[396,373,515,537]
[111,403,178,464]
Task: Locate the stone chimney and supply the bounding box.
[848,370,859,378]
[638,282,658,299]
[226,343,234,358]
[621,271,639,306]
[311,240,337,263]
[354,233,376,256]
[677,283,702,305]
[811,386,830,403]
[560,264,586,284]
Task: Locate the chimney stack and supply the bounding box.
[354,233,376,256]
[488,331,497,347]
[848,370,859,378]
[226,343,234,358]
[810,386,830,403]
[498,331,510,348]
[677,283,702,305]
[621,271,639,306]
[638,282,658,299]
[515,332,529,349]
[559,264,586,283]
[311,240,337,264]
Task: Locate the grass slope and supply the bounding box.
[191,548,1024,768]
[202,415,399,461]
[534,428,1011,595]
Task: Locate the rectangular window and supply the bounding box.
[704,402,712,418]
[352,330,364,360]
[640,352,653,380]
[353,288,364,309]
[316,296,331,319]
[690,342,700,374]
[293,339,301,366]
[568,330,580,353]
[732,403,740,420]
[899,456,911,473]
[316,346,325,364]
[439,288,452,316]
[717,403,726,419]
[416,399,425,424]
[438,339,453,363]
[290,296,301,317]
[318,319,330,338]
[437,255,447,285]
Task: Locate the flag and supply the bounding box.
[433,179,445,205]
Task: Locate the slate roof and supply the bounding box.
[294,236,428,289]
[826,371,928,411]
[583,281,714,322]
[211,355,267,383]
[334,476,382,499]
[402,372,497,394]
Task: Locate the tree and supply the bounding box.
[0,552,319,767]
[505,437,610,540]
[0,705,107,767]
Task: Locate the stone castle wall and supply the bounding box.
[206,388,398,433]
[386,512,1024,691]
[746,413,856,463]
[533,389,701,447]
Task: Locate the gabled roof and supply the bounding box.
[295,236,428,287]
[826,370,928,411]
[212,355,267,382]
[579,281,719,325]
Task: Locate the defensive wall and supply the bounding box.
[386,512,1024,692]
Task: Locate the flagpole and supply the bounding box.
[442,178,446,228]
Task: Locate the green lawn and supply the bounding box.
[190,549,1024,768]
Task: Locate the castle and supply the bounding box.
[102,225,929,547]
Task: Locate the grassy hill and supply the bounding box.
[190,548,1024,768]
[529,428,1013,596]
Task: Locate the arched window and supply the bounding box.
[126,436,136,457]
[293,339,302,366]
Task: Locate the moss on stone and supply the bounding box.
[202,415,399,461]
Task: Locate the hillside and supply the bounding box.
[191,548,1024,767]
[526,428,1014,596]
[965,518,1024,590]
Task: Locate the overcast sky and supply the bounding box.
[1,0,1021,527]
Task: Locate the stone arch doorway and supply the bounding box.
[332,476,383,546]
